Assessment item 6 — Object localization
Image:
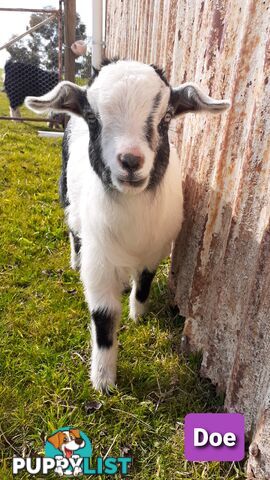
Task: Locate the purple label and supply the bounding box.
[184,413,245,461]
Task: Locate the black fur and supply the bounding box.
[4,60,58,110]
[71,91,113,189]
[86,112,113,189]
[147,117,170,191]
[92,308,115,348]
[144,65,172,189]
[150,64,170,87]
[136,269,156,303]
[91,57,120,79]
[60,92,113,194]
[54,86,89,117]
[169,86,202,115]
[70,230,81,255]
[145,91,161,149]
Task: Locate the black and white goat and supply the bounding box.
[25,60,229,392]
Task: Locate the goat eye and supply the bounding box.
[163,112,172,123]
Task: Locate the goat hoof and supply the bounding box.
[70,256,80,271]
[91,371,116,394]
[97,382,117,395]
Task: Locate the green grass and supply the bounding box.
[0,68,3,89]
[0,91,246,479]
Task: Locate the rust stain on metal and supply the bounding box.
[106,0,270,477]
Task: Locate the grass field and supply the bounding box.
[0,90,246,479]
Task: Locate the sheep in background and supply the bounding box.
[25,59,230,393]
[4,60,58,119]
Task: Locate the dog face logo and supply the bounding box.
[14,427,132,476]
[45,427,92,476]
[47,429,85,459]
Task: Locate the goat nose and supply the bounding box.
[118,153,144,171]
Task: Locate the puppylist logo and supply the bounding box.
[12,427,132,476]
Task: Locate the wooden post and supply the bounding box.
[64,0,76,82]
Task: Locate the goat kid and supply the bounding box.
[25,60,230,392]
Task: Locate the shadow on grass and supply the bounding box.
[117,262,224,416]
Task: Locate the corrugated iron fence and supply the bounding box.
[105,1,270,477]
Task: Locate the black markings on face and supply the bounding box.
[91,57,120,79]
[150,64,170,87]
[145,91,162,149]
[144,64,173,190]
[92,308,115,348]
[169,87,196,115]
[136,269,156,304]
[148,139,170,191]
[147,106,172,191]
[82,103,113,190]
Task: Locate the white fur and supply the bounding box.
[91,341,118,393]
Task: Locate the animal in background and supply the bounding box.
[4,60,58,119]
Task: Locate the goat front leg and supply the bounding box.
[81,257,121,393]
[90,302,120,393]
[129,268,156,321]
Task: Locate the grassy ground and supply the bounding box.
[0,68,3,89]
[0,90,246,479]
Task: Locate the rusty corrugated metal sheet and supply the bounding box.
[105,1,270,477]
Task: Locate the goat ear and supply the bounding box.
[171,83,230,116]
[25,81,88,117]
